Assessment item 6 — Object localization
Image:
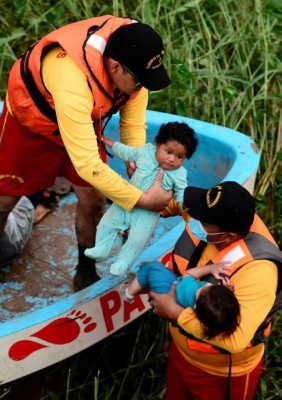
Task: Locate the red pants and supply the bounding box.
[166,341,262,400]
[0,101,90,196]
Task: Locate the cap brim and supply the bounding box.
[137,65,171,91]
[183,186,211,222]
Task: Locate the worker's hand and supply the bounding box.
[149,282,184,320]
[136,169,173,211]
[126,161,137,178]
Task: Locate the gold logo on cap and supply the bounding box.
[206,185,222,208]
[146,50,164,70]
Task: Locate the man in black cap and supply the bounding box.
[150,181,281,400]
[0,16,172,290]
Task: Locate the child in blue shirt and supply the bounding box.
[121,260,240,339]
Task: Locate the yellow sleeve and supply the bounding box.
[41,47,144,211]
[161,198,190,222]
[119,87,148,147]
[177,260,278,353]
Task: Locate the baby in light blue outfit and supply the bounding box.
[85,122,198,276]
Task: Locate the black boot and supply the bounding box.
[73,245,101,291]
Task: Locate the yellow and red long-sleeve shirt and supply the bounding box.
[7,17,150,211]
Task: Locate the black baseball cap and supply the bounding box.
[183,181,256,232]
[105,22,171,91]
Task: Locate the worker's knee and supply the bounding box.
[73,186,105,213]
[0,195,20,214]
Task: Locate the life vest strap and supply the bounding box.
[171,240,207,276]
[20,42,58,125]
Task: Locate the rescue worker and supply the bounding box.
[0,16,172,290]
[150,181,281,400]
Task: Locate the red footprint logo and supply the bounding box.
[8,310,97,361]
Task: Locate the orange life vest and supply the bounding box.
[170,214,282,353]
[7,16,138,157]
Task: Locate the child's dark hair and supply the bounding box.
[154,122,198,159]
[195,284,240,339]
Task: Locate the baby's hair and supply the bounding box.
[154,122,198,159]
[195,284,240,339]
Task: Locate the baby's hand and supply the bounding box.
[219,276,234,291]
[211,261,232,280]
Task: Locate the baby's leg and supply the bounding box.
[145,261,178,293]
[127,268,146,297]
[121,261,178,302]
[85,204,127,261]
[110,209,159,276]
[120,273,142,302]
[125,261,176,296]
